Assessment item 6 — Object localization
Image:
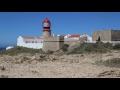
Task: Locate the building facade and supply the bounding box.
[92,30,120,43]
[17,36,43,49]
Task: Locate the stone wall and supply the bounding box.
[111,30,120,41]
[64,37,88,45]
[92,30,111,42]
[43,30,51,38]
[42,36,64,52]
[64,41,77,45]
[79,36,87,43]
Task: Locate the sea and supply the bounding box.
[0,47,6,51]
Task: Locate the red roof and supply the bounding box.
[68,34,80,38]
[36,37,43,40]
[43,18,50,23]
[21,36,43,40]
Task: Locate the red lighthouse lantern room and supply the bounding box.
[43,18,51,30]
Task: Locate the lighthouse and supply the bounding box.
[42,18,51,38]
[42,17,64,52]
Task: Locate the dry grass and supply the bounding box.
[95,58,120,68]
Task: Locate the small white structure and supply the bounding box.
[80,34,92,43]
[6,46,14,50]
[17,36,43,49]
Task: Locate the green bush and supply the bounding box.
[113,44,120,50]
[68,42,113,54]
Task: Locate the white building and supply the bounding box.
[17,36,43,49]
[64,34,92,42]
[17,34,92,49]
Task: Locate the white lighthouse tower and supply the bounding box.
[42,17,51,38]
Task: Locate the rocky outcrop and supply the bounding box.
[97,70,120,78]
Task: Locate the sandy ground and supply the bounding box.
[0,50,120,78]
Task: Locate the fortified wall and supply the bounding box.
[111,30,120,41]
[43,36,64,52]
[92,30,111,42]
[92,30,120,42]
[64,41,78,45]
[64,37,87,45]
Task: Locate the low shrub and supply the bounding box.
[0,46,44,56]
[113,44,120,50]
[95,58,120,68]
[68,41,113,54]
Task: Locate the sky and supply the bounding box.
[0,12,120,47]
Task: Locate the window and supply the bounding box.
[26,41,28,43]
[41,41,43,43]
[29,41,31,43]
[32,41,34,43]
[35,41,37,43]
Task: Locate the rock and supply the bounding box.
[40,55,45,58]
[15,56,30,63]
[31,56,36,60]
[97,70,120,78]
[51,57,57,61]
[80,54,84,57]
[16,58,23,63]
[0,75,9,78]
[35,54,42,60]
[0,66,6,71]
[49,55,59,61]
[31,60,38,64]
[33,54,47,61]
